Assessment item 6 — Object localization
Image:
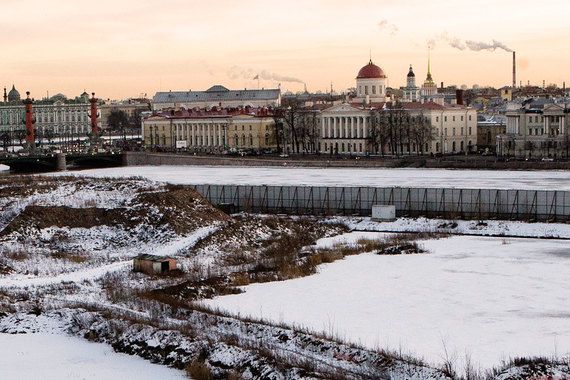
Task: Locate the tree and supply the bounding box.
[107,110,130,141]
[368,104,434,156]
[15,129,26,147]
[0,132,11,151]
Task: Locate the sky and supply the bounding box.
[0,0,568,99]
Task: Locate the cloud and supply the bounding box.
[378,19,398,35]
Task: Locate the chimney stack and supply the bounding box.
[455,89,464,106]
[512,51,516,89]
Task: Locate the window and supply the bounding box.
[452,116,455,122]
[365,86,368,95]
[436,116,439,122]
[452,128,456,136]
[469,115,472,121]
[461,116,464,121]
[468,127,472,135]
[372,86,376,95]
[444,116,448,122]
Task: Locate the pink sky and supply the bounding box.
[0,0,568,99]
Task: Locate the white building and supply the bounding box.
[402,65,420,102]
[317,60,477,155]
[353,60,387,105]
[0,86,92,136]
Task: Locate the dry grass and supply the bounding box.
[51,251,89,264]
[4,249,30,261]
[185,360,214,380]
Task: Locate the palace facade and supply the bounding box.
[317,60,477,155]
[142,107,276,152]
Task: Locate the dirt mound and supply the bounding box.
[1,206,133,235]
[135,185,230,234]
[1,182,229,236]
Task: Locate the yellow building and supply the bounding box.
[142,109,276,152]
[228,115,276,150]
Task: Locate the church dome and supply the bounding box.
[357,60,386,79]
[407,65,415,77]
[8,85,20,102]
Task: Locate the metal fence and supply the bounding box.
[192,184,570,222]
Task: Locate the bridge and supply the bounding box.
[0,152,124,172]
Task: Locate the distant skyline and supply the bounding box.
[0,0,568,99]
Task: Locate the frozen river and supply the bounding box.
[58,165,570,190]
[203,234,570,371]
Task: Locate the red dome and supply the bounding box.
[357,60,386,79]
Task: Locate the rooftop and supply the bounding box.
[153,87,281,104]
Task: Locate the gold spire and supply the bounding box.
[426,47,433,83]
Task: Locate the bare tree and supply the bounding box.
[368,104,434,156]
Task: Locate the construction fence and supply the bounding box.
[192,184,570,222]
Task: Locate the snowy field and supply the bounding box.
[203,234,570,371]
[0,333,186,380]
[54,165,570,190]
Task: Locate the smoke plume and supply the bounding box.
[433,33,513,52]
[228,66,304,84]
[464,39,513,52]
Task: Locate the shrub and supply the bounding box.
[186,360,214,380]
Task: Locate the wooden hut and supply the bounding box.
[133,254,177,275]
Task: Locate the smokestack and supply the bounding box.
[512,51,516,88]
[456,89,464,106]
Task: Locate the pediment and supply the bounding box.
[322,103,363,114]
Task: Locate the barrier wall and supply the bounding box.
[192,184,570,222]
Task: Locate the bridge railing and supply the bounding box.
[191,184,570,222]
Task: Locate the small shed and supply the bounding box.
[371,204,396,222]
[133,254,177,275]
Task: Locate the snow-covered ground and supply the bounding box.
[337,217,570,239]
[55,165,570,190]
[203,234,570,371]
[0,333,186,380]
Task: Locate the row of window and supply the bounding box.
[435,115,473,123]
[527,115,562,123]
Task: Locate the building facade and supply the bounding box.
[401,65,420,102]
[0,86,93,138]
[353,60,387,105]
[142,108,276,152]
[497,99,569,158]
[317,60,477,155]
[152,85,281,111]
[477,114,506,153]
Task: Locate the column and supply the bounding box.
[333,117,337,138]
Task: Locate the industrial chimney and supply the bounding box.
[512,51,516,89]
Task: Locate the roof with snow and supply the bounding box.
[153,86,281,104]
